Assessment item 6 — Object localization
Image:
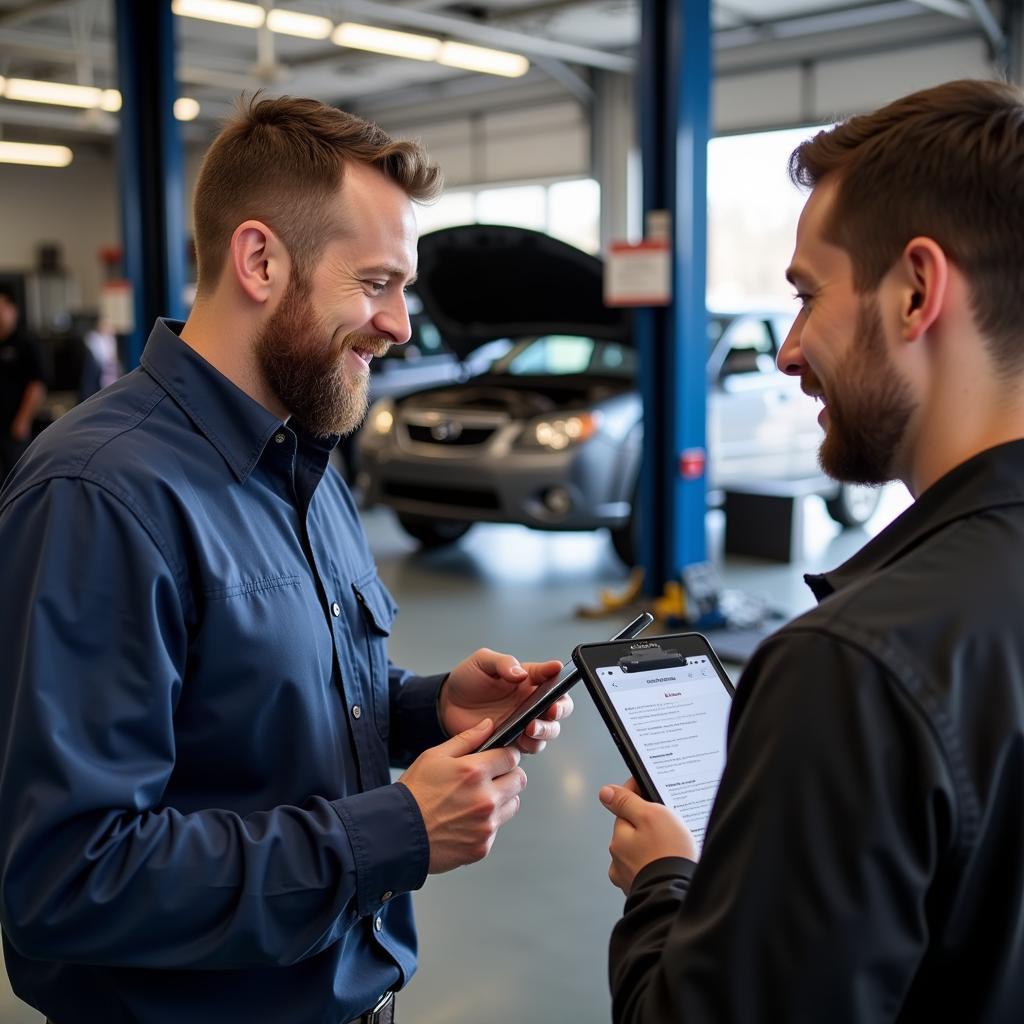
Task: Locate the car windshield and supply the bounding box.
[492,335,635,378]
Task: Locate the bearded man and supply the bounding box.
[0,96,571,1024]
[599,79,1024,1023]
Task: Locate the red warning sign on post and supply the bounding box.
[604,239,672,307]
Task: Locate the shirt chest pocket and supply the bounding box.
[351,572,398,740]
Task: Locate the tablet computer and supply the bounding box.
[573,632,735,853]
[475,612,654,752]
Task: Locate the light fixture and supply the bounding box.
[171,0,264,29]
[3,78,107,109]
[437,41,529,78]
[0,141,73,168]
[332,22,441,62]
[174,97,201,121]
[99,89,122,112]
[266,8,332,39]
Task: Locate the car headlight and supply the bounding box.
[522,412,602,451]
[368,400,395,435]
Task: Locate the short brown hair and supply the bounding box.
[790,79,1024,372]
[192,94,442,294]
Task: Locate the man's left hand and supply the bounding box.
[440,649,569,754]
[600,778,697,895]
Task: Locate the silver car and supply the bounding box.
[357,225,878,563]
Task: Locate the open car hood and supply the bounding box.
[414,224,631,359]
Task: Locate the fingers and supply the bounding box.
[437,717,494,756]
[623,776,641,795]
[524,659,563,684]
[598,783,647,825]
[470,648,530,683]
[471,744,522,779]
[537,693,574,722]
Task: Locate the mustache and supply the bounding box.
[801,369,825,400]
[343,332,392,359]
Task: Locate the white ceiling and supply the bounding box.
[0,0,1008,145]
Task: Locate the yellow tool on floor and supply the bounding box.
[576,567,688,628]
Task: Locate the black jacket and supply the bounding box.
[610,441,1024,1023]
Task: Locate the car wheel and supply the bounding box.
[825,484,882,528]
[611,494,639,566]
[396,513,472,548]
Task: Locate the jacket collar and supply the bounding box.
[805,440,1024,601]
[140,319,285,484]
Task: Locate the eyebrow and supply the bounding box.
[362,264,418,287]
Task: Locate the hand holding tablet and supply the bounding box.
[574,632,734,855]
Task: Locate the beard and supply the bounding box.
[806,297,915,485]
[254,275,390,439]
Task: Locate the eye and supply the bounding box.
[366,280,388,295]
[792,292,813,310]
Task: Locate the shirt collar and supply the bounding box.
[805,440,1024,602]
[140,319,285,483]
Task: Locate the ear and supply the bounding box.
[228,220,289,305]
[897,237,948,342]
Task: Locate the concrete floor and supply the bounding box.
[0,486,910,1023]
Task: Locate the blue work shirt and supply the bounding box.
[0,320,448,1023]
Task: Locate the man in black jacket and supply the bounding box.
[598,78,1024,1024]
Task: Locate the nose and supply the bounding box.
[373,289,412,347]
[777,313,806,376]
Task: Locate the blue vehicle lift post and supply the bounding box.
[114,0,187,370]
[635,0,711,594]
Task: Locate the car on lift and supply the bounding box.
[333,292,509,480]
[356,224,880,563]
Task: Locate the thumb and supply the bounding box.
[599,784,645,825]
[439,717,494,756]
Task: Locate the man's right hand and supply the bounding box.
[398,718,526,874]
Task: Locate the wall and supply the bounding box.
[0,25,998,313]
[0,148,118,314]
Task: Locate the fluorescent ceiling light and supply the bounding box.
[266,8,332,39]
[332,22,441,61]
[3,78,106,109]
[437,41,529,78]
[0,141,73,167]
[171,0,264,29]
[100,89,122,112]
[174,97,201,121]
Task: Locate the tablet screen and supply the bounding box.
[579,636,734,852]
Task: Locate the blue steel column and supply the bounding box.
[115,0,186,369]
[636,0,710,593]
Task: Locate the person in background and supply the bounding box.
[599,78,1024,1023]
[0,95,571,1024]
[0,284,46,481]
[83,316,122,392]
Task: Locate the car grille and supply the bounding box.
[405,424,497,446]
[383,481,501,510]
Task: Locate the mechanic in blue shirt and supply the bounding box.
[0,96,570,1024]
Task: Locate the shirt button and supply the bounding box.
[374,916,383,932]
[352,705,362,719]
[382,890,393,902]
[274,432,286,444]
[331,602,341,617]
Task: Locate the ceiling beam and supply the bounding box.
[910,0,973,16]
[531,55,593,106]
[331,0,634,72]
[964,0,1006,58]
[0,0,73,29]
